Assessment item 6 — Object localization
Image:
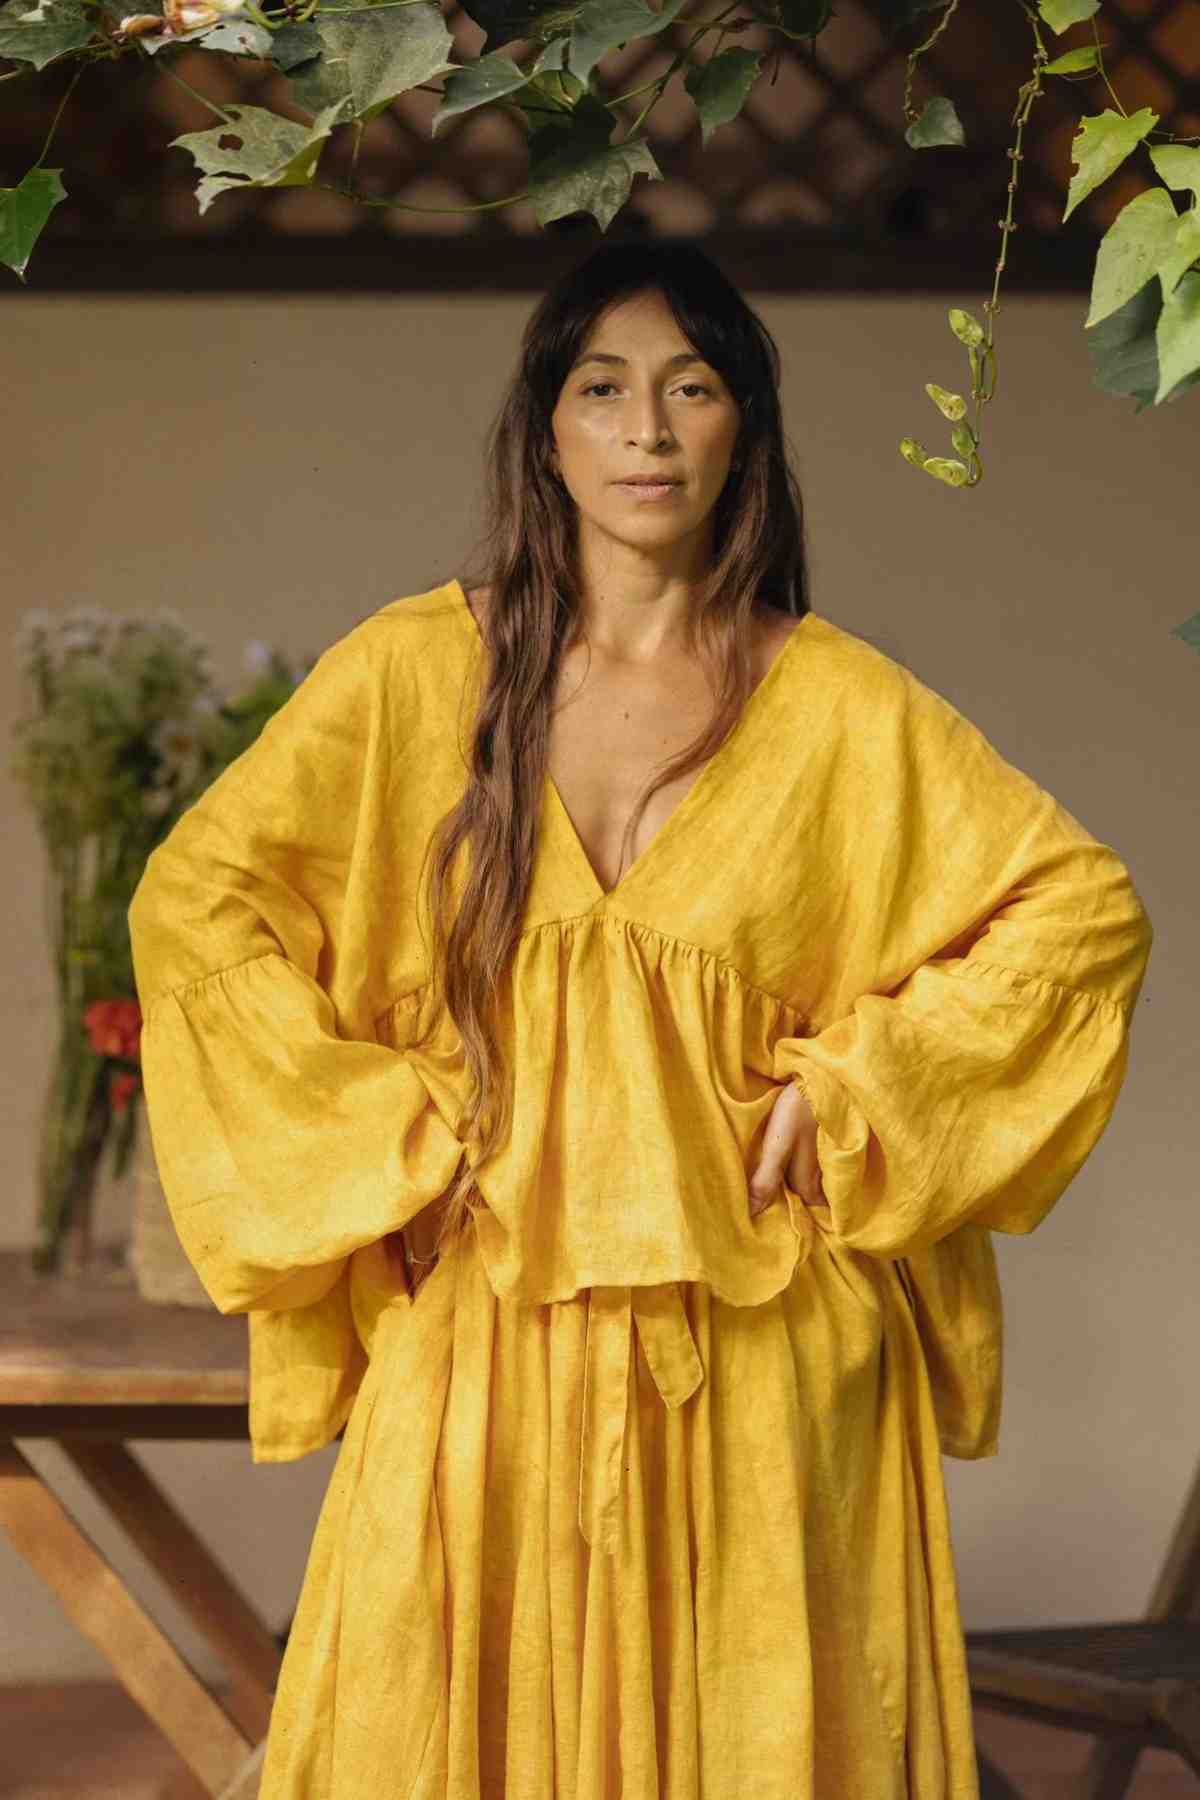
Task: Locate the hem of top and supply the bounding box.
[477,1208,813,1310]
[481,1270,808,1309]
[250,1433,344,1464]
[939,1434,1001,1460]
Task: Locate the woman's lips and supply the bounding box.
[618,481,683,500]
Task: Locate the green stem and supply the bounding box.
[145,43,240,123]
[902,0,961,129]
[1086,10,1126,118]
[27,58,88,171]
[612,0,744,139]
[313,179,529,213]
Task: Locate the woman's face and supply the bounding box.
[549,289,742,555]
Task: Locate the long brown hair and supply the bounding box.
[409,238,813,1264]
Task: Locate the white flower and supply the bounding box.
[61,603,110,629]
[243,640,273,674]
[163,0,247,31]
[57,605,112,658]
[15,607,54,638]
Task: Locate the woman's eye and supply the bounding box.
[582,382,711,398]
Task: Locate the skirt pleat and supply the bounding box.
[258,1211,981,1799]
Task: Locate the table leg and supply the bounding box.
[218,1737,267,1800]
[59,1439,281,1742]
[0,1439,254,1797]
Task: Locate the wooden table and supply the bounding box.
[0,1247,282,1799]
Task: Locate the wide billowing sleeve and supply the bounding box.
[771,661,1154,1260]
[127,619,465,1317]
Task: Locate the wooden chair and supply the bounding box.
[967,1453,1200,1798]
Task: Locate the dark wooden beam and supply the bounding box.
[1,222,1099,294]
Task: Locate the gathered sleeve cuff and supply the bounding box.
[136,956,464,1313]
[772,954,1143,1259]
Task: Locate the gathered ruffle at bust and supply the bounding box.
[380,913,820,1309]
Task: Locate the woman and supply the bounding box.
[128,240,1153,1797]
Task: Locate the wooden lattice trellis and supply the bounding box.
[1,0,1198,289]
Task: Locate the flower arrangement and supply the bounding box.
[10,603,318,1274]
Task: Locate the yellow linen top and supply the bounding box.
[127,580,1153,1469]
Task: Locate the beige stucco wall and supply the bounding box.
[0,282,1192,1686]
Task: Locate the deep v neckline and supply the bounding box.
[451,577,812,907]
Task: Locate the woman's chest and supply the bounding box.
[546,615,796,898]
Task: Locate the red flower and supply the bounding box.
[83,997,143,1063]
[110,1070,141,1116]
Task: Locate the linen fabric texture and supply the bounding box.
[127,580,1153,1798]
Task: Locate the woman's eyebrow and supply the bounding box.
[571,351,710,372]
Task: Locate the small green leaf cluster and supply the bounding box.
[899,307,986,489]
[894,0,1200,493]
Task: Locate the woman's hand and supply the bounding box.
[748,1079,829,1219]
[383,1187,453,1299]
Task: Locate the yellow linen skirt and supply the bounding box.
[257,1204,981,1798]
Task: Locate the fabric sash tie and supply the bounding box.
[578,1282,704,1556]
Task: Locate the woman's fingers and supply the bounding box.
[752,1072,816,1216]
[749,1079,823,1216]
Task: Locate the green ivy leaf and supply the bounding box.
[1038,0,1099,29]
[1042,43,1106,75]
[684,47,762,148]
[462,0,581,59]
[198,16,273,57]
[771,0,835,44]
[287,0,454,128]
[1147,143,1200,209]
[268,20,324,73]
[511,59,588,135]
[1155,266,1200,404]
[435,50,541,131]
[527,92,660,230]
[1084,276,1200,411]
[0,165,66,282]
[1157,210,1200,301]
[1086,186,1179,328]
[904,96,965,150]
[435,37,567,134]
[0,0,94,69]
[169,100,348,216]
[1063,106,1158,223]
[567,0,688,88]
